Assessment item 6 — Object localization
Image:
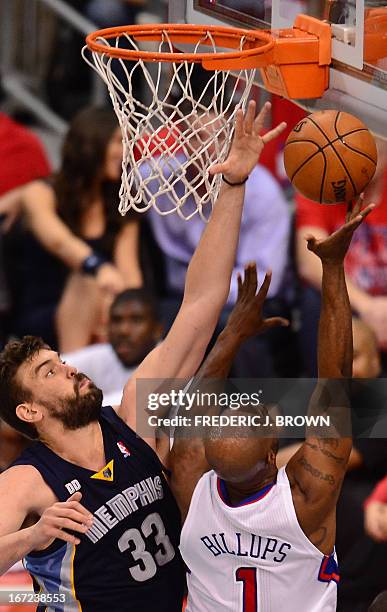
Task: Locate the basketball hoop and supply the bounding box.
[82,24,274,220]
[82,19,331,219]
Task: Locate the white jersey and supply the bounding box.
[180,467,338,612]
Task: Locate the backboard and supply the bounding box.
[169,1,387,139]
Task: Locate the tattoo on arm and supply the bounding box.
[297,456,336,486]
[305,440,345,466]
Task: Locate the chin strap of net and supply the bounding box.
[82,29,255,221]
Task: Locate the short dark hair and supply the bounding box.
[369,591,387,612]
[110,288,159,320]
[0,336,48,439]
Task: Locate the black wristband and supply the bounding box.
[222,174,249,187]
[81,252,107,276]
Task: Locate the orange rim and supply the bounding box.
[85,23,275,66]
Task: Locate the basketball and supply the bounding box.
[284,110,377,204]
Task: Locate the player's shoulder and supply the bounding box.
[0,464,54,511]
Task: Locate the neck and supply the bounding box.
[224,465,278,506]
[40,421,106,471]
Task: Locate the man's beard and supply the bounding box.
[43,374,103,430]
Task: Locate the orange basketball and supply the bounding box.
[284,110,377,204]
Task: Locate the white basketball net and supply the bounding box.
[82,29,256,220]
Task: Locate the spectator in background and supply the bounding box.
[364,475,387,543]
[296,138,387,375]
[0,112,50,199]
[63,288,162,405]
[0,107,142,352]
[0,79,51,341]
[277,317,387,612]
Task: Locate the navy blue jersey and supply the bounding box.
[12,407,185,612]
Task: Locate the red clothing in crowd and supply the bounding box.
[295,171,387,296]
[0,113,51,195]
[364,475,387,506]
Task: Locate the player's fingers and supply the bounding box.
[63,501,93,520]
[263,317,290,329]
[244,100,257,134]
[56,509,93,526]
[257,270,272,300]
[345,202,353,224]
[261,121,287,144]
[359,202,375,218]
[237,273,243,299]
[244,262,257,296]
[346,204,375,231]
[305,235,317,251]
[66,492,82,503]
[234,107,245,139]
[351,193,364,218]
[54,529,81,546]
[253,101,270,133]
[55,517,91,533]
[208,162,225,176]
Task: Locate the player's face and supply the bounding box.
[16,349,103,430]
[104,127,123,181]
[109,300,161,367]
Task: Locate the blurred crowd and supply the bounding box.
[0,1,387,611]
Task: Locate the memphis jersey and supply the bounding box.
[12,407,185,612]
[180,467,339,612]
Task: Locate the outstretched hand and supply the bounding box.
[306,196,375,264]
[226,263,289,339]
[209,100,287,184]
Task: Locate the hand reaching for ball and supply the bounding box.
[306,196,375,264]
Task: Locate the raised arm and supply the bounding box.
[287,198,374,553]
[117,102,287,441]
[169,264,289,519]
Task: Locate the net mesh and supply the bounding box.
[82,29,256,220]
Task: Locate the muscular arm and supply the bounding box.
[287,202,374,552]
[0,467,93,575]
[0,467,44,575]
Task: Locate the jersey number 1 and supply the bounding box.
[236,567,258,612]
